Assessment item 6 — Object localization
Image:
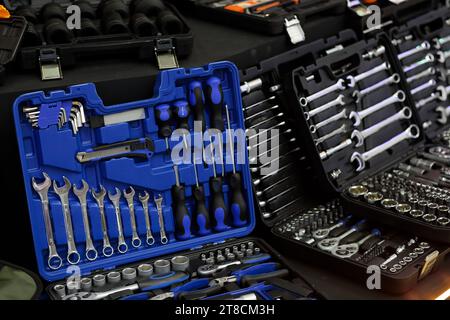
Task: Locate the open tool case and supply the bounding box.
[239,29,450,294]
[171,0,346,44]
[5,0,193,80]
[12,61,316,300]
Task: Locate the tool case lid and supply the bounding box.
[13,61,256,281]
[0,15,27,84]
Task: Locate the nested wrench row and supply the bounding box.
[32,172,169,270]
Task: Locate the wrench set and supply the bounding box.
[47,239,316,300]
[390,10,450,138]
[14,62,256,281]
[272,199,448,291]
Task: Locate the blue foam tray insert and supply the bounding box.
[13,61,256,281]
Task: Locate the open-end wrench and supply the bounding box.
[154,194,168,244]
[436,105,450,124]
[312,216,352,240]
[304,95,345,120]
[299,79,346,107]
[351,107,412,147]
[310,108,348,133]
[73,180,98,261]
[346,62,390,88]
[314,123,350,146]
[433,35,450,49]
[91,186,114,257]
[331,229,381,258]
[108,188,128,253]
[411,79,436,96]
[353,74,401,103]
[317,220,367,252]
[437,50,450,63]
[139,191,155,246]
[403,54,435,73]
[407,67,435,83]
[123,187,142,248]
[351,125,420,172]
[349,90,405,126]
[53,177,81,265]
[416,86,447,109]
[398,41,430,60]
[32,173,63,270]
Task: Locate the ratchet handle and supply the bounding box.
[138,271,189,291]
[240,269,290,287]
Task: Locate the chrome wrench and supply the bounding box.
[32,172,63,270]
[299,79,346,107]
[53,177,81,265]
[73,180,98,261]
[317,220,367,252]
[403,54,435,73]
[304,95,345,120]
[351,125,420,172]
[139,191,155,246]
[312,216,351,240]
[123,187,142,248]
[331,229,381,258]
[154,194,168,244]
[346,62,390,88]
[353,74,401,103]
[91,186,114,257]
[411,79,436,96]
[310,109,348,133]
[406,67,435,83]
[398,41,430,60]
[108,188,128,253]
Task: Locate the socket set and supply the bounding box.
[13,62,256,281]
[390,9,450,138]
[272,199,449,293]
[47,238,318,300]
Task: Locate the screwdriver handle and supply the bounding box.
[229,172,247,227]
[192,185,211,236]
[173,100,190,131]
[210,176,229,232]
[172,184,192,240]
[205,77,225,131]
[188,81,207,132]
[155,104,172,138]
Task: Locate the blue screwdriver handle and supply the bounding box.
[138,271,190,291]
[205,77,225,131]
[173,100,190,131]
[232,262,280,279]
[188,81,207,131]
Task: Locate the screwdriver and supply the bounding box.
[209,136,229,232]
[205,76,225,176]
[225,105,248,227]
[155,104,172,152]
[173,100,191,152]
[172,165,192,240]
[192,153,211,236]
[188,81,207,131]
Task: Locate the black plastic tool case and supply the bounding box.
[171,0,346,44]
[12,61,316,300]
[6,0,193,79]
[0,15,27,84]
[239,30,450,294]
[389,8,450,140]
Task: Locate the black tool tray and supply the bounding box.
[389,8,450,141]
[238,29,450,293]
[46,237,321,300]
[170,0,346,45]
[0,15,27,84]
[5,0,193,80]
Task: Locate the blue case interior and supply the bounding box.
[13,61,255,281]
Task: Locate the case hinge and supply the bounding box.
[284,16,305,45]
[39,48,63,81]
[418,250,439,280]
[154,38,179,70]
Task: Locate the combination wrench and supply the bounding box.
[416,86,447,109]
[73,180,98,261]
[53,177,81,265]
[437,50,450,63]
[299,79,346,107]
[350,125,420,172]
[403,54,435,73]
[349,90,406,126]
[310,109,348,133]
[91,186,114,257]
[346,62,390,88]
[331,230,381,259]
[436,105,450,124]
[351,107,412,147]
[353,74,401,103]
[406,67,435,83]
[108,188,128,253]
[154,194,168,244]
[304,95,345,120]
[411,79,436,96]
[397,41,430,60]
[123,187,142,248]
[314,123,349,146]
[433,35,450,49]
[32,173,63,270]
[139,191,155,246]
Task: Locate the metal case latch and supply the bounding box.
[155,38,179,70]
[39,48,63,81]
[284,16,305,45]
[418,250,439,280]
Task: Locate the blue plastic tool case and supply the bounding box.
[13,61,256,282]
